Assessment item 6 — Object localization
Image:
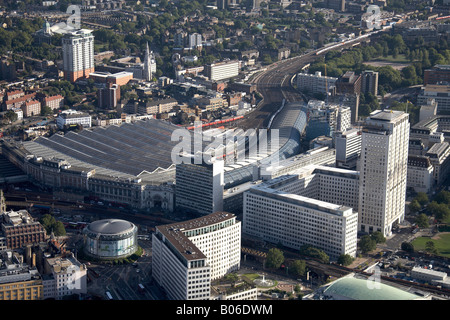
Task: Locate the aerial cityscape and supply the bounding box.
[0,0,450,309]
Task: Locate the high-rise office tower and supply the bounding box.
[175,157,224,215]
[62,29,95,83]
[361,70,379,96]
[152,212,241,300]
[358,110,410,236]
[143,42,156,82]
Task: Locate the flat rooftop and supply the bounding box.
[156,212,237,262]
[369,109,405,122]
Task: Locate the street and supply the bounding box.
[86,238,159,300]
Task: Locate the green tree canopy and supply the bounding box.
[337,254,355,266]
[265,248,284,269]
[370,231,386,244]
[299,245,329,264]
[415,213,429,229]
[401,242,414,253]
[289,260,306,277]
[425,241,438,254]
[358,235,377,254]
[427,201,450,222]
[435,190,450,205]
[415,192,429,206]
[409,199,421,214]
[39,214,66,237]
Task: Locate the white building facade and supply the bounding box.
[296,71,338,96]
[205,60,240,82]
[56,109,92,129]
[175,158,224,215]
[152,212,241,300]
[358,110,410,236]
[62,29,95,83]
[243,165,359,261]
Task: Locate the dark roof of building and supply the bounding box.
[156,212,236,262]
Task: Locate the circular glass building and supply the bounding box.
[83,219,138,260]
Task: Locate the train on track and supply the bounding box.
[186,116,244,130]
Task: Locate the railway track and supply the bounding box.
[238,32,380,131]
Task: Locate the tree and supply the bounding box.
[401,242,414,253]
[359,235,377,254]
[39,214,66,237]
[299,245,329,264]
[337,254,355,266]
[370,231,386,244]
[415,192,429,206]
[289,260,306,277]
[435,190,450,205]
[4,110,18,123]
[223,273,239,286]
[409,199,421,214]
[265,248,284,269]
[427,201,450,222]
[425,241,438,254]
[41,105,53,116]
[415,213,429,229]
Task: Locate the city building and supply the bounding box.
[0,250,43,300]
[424,64,450,85]
[43,95,64,111]
[243,165,359,261]
[262,146,336,180]
[136,97,178,115]
[56,109,92,129]
[335,128,362,170]
[21,100,41,117]
[417,84,450,114]
[407,155,434,194]
[296,71,338,97]
[411,266,450,289]
[62,29,95,83]
[336,71,362,124]
[175,157,225,215]
[0,119,180,211]
[188,33,203,50]
[425,141,450,186]
[143,42,156,82]
[361,70,378,96]
[358,110,410,236]
[0,210,47,250]
[419,98,438,122]
[97,83,120,109]
[83,219,138,260]
[3,92,37,112]
[152,212,241,300]
[326,0,345,12]
[304,100,351,140]
[204,60,240,82]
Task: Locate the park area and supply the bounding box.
[412,233,450,258]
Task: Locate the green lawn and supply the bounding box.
[242,273,260,281]
[369,54,409,63]
[412,233,450,258]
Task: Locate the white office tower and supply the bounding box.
[243,165,359,260]
[205,60,240,82]
[152,212,241,300]
[337,106,352,133]
[143,42,156,81]
[175,157,224,215]
[188,33,203,49]
[62,29,95,83]
[335,128,362,169]
[358,110,410,236]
